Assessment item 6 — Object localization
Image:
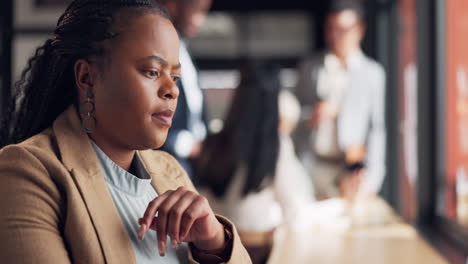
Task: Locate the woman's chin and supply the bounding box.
[150,135,167,149]
[136,129,168,150]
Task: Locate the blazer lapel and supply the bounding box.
[53,105,135,264]
[137,150,182,195]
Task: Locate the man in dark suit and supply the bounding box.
[159,0,212,181]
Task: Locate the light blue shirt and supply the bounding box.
[296,50,386,193]
[91,142,183,264]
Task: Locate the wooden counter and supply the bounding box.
[267,197,448,264]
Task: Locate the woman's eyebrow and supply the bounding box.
[141,55,181,69]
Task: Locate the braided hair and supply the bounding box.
[0,0,170,147]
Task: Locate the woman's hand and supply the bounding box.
[138,187,225,256]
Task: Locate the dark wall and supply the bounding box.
[0,0,13,117]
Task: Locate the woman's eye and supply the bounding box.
[145,70,160,78]
[172,76,181,82]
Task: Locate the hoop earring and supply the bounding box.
[79,90,96,133]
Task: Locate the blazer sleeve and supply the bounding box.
[0,146,72,263]
[159,152,252,264]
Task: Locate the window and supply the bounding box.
[393,0,468,260]
[437,0,468,231]
[397,0,418,223]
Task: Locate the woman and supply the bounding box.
[196,61,313,264]
[0,1,251,263]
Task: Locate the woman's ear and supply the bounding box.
[74,59,96,94]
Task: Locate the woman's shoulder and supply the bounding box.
[0,128,66,202]
[0,128,62,180]
[0,128,58,163]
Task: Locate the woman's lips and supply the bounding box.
[152,110,174,126]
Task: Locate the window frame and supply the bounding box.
[414,0,468,262]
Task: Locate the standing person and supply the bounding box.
[159,0,212,180]
[294,0,386,199]
[0,1,251,263]
[197,61,314,264]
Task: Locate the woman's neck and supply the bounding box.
[89,134,135,171]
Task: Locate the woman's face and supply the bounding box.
[91,13,180,151]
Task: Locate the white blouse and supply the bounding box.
[91,142,183,264]
[205,136,314,232]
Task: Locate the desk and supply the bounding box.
[267,197,447,264]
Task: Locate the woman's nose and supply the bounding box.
[159,78,180,100]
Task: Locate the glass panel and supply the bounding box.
[442,0,468,227]
[398,0,418,223]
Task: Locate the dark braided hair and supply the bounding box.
[197,60,281,197]
[0,0,170,147]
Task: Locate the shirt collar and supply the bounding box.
[324,49,365,71]
[91,140,152,197]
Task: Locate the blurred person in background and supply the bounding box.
[0,0,251,263]
[159,0,212,181]
[197,61,314,264]
[294,0,386,200]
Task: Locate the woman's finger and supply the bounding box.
[142,191,172,228]
[154,187,187,256]
[138,223,147,240]
[167,191,196,243]
[180,196,209,241]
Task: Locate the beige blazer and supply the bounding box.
[0,106,251,264]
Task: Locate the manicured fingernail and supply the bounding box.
[158,240,165,256]
[138,224,147,240]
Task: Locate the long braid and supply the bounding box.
[0,0,170,147]
[198,61,281,197]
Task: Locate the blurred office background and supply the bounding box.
[1,0,468,263]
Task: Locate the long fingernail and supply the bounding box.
[138,224,147,240]
[158,240,165,256]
